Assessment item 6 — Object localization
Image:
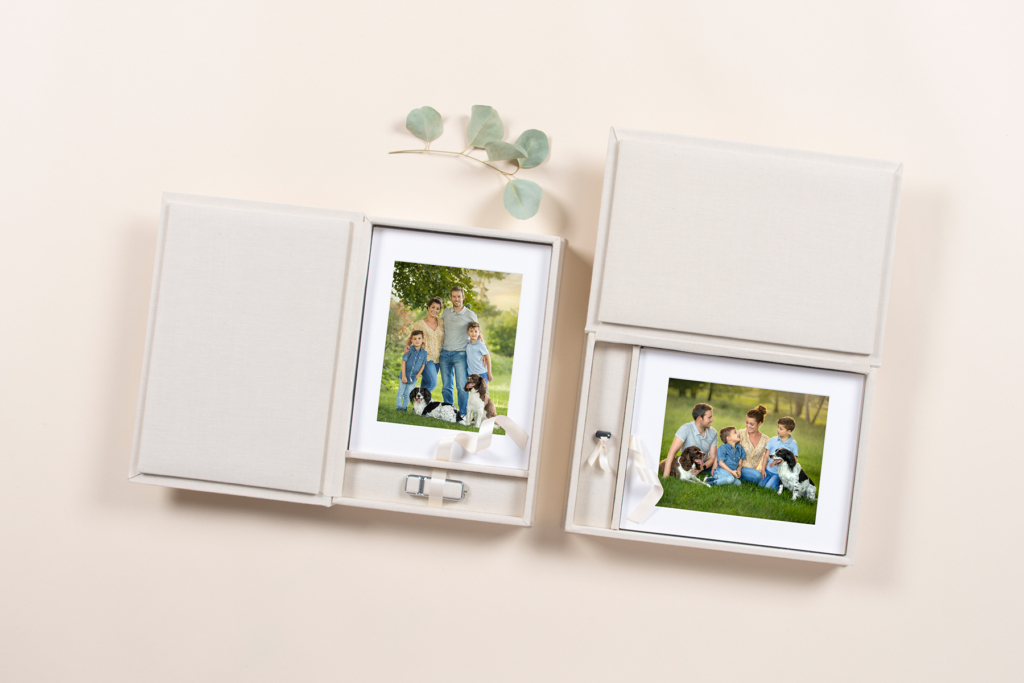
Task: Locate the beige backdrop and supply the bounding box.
[2,1,1021,681]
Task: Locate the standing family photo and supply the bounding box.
[657,379,830,525]
[376,261,522,434]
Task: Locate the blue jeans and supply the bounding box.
[396,380,417,410]
[420,361,439,392]
[709,468,740,486]
[760,472,780,490]
[739,467,763,484]
[440,349,468,414]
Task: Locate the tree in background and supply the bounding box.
[391,263,506,311]
[487,310,518,358]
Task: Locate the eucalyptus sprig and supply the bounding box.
[390,105,550,219]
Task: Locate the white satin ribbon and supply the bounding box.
[625,435,664,524]
[427,468,448,508]
[586,436,611,472]
[434,415,529,462]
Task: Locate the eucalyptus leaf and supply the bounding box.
[514,129,550,169]
[485,141,527,161]
[466,105,503,148]
[502,178,542,220]
[406,106,443,143]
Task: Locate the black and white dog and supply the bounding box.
[773,448,817,501]
[408,387,463,423]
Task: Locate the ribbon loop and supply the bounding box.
[625,435,665,524]
[586,436,611,472]
[434,415,529,462]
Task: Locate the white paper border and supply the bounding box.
[349,227,551,470]
[620,348,865,555]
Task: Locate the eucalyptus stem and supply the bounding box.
[389,149,516,179]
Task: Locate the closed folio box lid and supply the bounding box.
[593,129,903,363]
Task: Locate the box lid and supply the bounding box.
[131,194,366,494]
[588,129,902,367]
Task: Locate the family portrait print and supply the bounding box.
[377,260,522,434]
[658,378,829,525]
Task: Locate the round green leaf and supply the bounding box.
[515,129,550,169]
[502,178,542,220]
[467,105,503,149]
[485,141,527,161]
[406,106,443,143]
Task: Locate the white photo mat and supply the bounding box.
[620,348,865,555]
[350,227,552,470]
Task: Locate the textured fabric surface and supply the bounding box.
[136,201,350,493]
[599,137,901,354]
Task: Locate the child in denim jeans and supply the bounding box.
[397,330,428,410]
[760,416,800,490]
[708,427,744,486]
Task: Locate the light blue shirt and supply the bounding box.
[717,442,745,470]
[466,338,490,376]
[766,436,799,474]
[400,346,428,383]
[674,421,717,457]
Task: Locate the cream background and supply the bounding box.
[1,1,1021,681]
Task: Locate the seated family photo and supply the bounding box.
[377,261,522,433]
[656,379,829,525]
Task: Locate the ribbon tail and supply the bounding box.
[586,441,610,472]
[625,435,664,524]
[434,414,529,461]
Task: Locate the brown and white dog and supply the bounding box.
[462,374,497,428]
[667,446,711,487]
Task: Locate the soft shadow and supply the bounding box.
[847,186,948,583]
[93,219,159,507]
[583,533,839,585]
[170,488,520,546]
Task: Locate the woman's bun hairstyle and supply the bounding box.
[747,404,768,423]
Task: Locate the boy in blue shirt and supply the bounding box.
[397,330,428,410]
[465,321,491,382]
[708,427,744,486]
[760,416,799,489]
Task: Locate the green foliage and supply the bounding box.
[487,310,518,357]
[405,106,443,144]
[466,105,504,148]
[391,105,550,220]
[485,141,527,161]
[503,178,543,219]
[391,262,481,311]
[514,129,550,169]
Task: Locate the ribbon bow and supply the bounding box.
[625,435,665,524]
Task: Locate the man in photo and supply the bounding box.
[439,286,478,415]
[660,402,718,477]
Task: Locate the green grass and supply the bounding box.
[376,351,511,434]
[656,390,826,524]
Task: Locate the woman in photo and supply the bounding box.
[409,297,445,392]
[737,404,771,484]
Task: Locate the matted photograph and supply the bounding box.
[620,348,865,555]
[349,227,552,469]
[656,380,829,525]
[377,261,522,434]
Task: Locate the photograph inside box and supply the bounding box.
[350,227,551,469]
[378,261,522,434]
[620,349,864,555]
[657,379,828,525]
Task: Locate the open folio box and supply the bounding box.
[564,129,903,564]
[130,194,563,526]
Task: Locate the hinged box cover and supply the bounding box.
[131,194,563,525]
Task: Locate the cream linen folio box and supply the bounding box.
[564,129,903,564]
[130,194,563,526]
